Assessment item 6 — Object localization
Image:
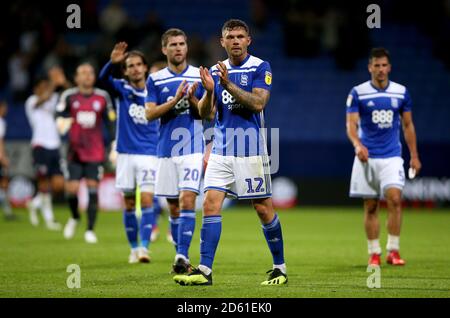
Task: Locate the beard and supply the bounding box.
[169,55,185,66]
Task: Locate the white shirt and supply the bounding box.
[25,93,61,149]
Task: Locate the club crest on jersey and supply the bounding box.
[73,101,80,109]
[391,97,399,108]
[265,71,272,85]
[240,74,248,86]
[93,100,101,112]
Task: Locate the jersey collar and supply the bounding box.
[167,64,190,77]
[370,80,390,92]
[229,54,251,68]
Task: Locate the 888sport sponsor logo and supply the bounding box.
[222,90,243,110]
[371,110,393,129]
[128,103,148,125]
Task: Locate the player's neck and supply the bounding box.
[129,79,146,90]
[79,86,94,95]
[371,78,389,90]
[168,61,188,75]
[229,53,249,67]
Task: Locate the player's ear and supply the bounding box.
[220,37,225,48]
[162,46,167,56]
[247,35,252,47]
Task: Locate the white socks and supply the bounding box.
[368,236,400,254]
[273,264,287,274]
[368,239,382,255]
[198,265,212,276]
[175,254,189,263]
[42,193,55,223]
[31,193,43,209]
[386,234,400,252]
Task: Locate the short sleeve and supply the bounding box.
[346,88,359,113]
[402,89,412,113]
[24,95,37,119]
[252,61,272,91]
[145,76,158,104]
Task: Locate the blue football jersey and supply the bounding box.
[99,61,159,156]
[210,54,272,157]
[146,65,205,158]
[346,80,412,158]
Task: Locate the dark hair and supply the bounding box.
[369,47,391,63]
[76,62,95,74]
[122,50,149,78]
[161,28,187,47]
[221,19,250,35]
[32,74,50,88]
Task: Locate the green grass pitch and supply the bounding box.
[1,206,449,298]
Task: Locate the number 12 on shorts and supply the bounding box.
[245,177,264,193]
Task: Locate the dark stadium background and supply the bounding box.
[1,0,449,206]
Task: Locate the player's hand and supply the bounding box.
[355,144,369,163]
[186,82,199,104]
[109,140,118,168]
[48,66,68,87]
[56,117,74,135]
[216,61,230,88]
[199,66,214,93]
[410,156,421,175]
[174,80,188,102]
[111,42,128,64]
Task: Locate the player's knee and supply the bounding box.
[66,182,79,195]
[179,191,196,210]
[37,179,49,193]
[51,175,65,194]
[387,195,402,210]
[203,197,220,216]
[364,199,379,215]
[253,202,271,219]
[140,192,153,208]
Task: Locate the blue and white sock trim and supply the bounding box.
[262,214,280,230]
[141,207,154,214]
[203,215,222,224]
[169,216,180,224]
[180,210,196,218]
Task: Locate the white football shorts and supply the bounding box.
[204,153,272,200]
[116,154,158,194]
[349,156,405,199]
[155,153,204,198]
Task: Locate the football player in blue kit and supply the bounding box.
[173,19,287,286]
[346,48,422,266]
[99,42,159,264]
[145,29,205,274]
